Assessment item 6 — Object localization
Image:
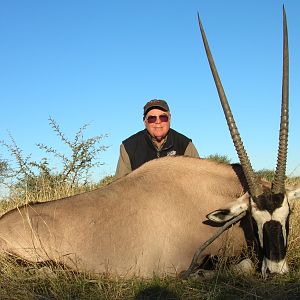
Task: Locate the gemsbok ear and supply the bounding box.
[207,192,250,223]
[286,184,300,201]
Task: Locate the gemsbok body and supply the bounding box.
[0,8,299,278]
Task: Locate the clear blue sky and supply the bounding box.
[1,0,299,181]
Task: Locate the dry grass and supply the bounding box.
[0,178,300,299]
[0,179,109,216]
[1,255,300,299]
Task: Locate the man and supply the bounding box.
[115,99,199,178]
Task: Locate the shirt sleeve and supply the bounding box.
[115,143,132,179]
[184,141,200,158]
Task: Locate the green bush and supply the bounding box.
[205,154,232,164]
[0,117,109,200]
[255,169,275,181]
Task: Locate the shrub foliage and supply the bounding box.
[0,117,109,200]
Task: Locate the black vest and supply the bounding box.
[123,128,191,171]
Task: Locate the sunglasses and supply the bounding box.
[146,115,169,124]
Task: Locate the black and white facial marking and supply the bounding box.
[250,192,290,276]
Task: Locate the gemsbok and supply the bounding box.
[0,8,299,278]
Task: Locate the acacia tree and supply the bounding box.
[1,117,109,197]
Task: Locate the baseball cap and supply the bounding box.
[143,99,170,116]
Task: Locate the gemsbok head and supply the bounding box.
[197,7,291,276]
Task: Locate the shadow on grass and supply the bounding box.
[134,286,180,300]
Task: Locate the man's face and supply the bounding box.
[144,108,171,142]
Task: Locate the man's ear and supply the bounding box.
[207,192,250,223]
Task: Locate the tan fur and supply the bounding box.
[0,157,250,277]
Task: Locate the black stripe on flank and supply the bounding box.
[263,220,286,261]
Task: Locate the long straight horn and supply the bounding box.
[197,13,263,197]
[272,7,289,194]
